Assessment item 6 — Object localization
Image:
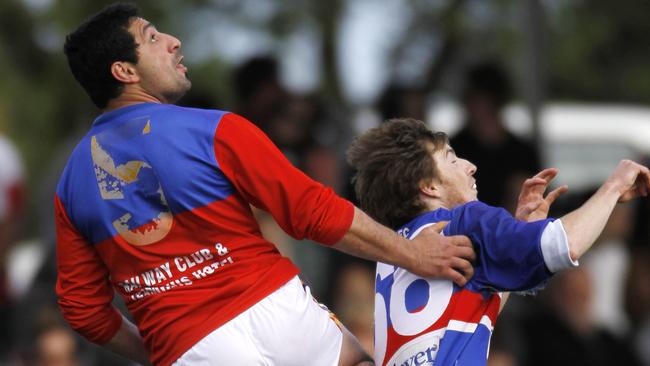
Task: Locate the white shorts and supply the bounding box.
[172,276,343,366]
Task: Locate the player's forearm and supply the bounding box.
[334,207,414,269]
[560,182,620,261]
[335,207,475,284]
[102,315,150,365]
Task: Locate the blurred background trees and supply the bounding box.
[2,0,650,210]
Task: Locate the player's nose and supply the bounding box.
[165,33,182,53]
[466,160,477,176]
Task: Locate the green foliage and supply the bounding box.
[547,0,650,103]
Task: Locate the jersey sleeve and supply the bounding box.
[54,195,122,344]
[213,113,354,245]
[445,201,553,292]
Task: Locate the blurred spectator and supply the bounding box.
[451,61,541,211]
[232,55,289,132]
[519,267,641,366]
[268,94,342,192]
[487,351,516,366]
[376,83,427,122]
[625,247,650,365]
[331,263,375,355]
[34,326,81,366]
[583,202,635,336]
[0,133,25,361]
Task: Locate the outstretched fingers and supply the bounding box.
[533,168,559,183]
[521,177,547,191]
[545,185,569,205]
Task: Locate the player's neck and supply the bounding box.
[421,195,470,213]
[104,86,163,112]
[421,196,447,212]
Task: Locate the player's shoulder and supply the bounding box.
[449,200,505,218]
[215,112,260,130]
[399,209,454,240]
[442,201,511,236]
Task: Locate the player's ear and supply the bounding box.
[419,178,441,199]
[111,61,140,84]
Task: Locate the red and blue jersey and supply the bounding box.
[374,202,554,366]
[55,103,353,366]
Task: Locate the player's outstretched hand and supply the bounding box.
[515,168,568,222]
[606,160,650,202]
[409,223,475,286]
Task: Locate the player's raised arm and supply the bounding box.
[561,159,650,260]
[335,207,476,286]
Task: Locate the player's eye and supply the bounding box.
[150,33,158,43]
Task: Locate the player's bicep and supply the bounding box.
[213,114,312,230]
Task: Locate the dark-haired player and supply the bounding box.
[55,4,476,365]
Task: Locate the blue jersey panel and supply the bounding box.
[444,201,553,292]
[56,103,235,245]
[399,202,553,293]
[434,325,492,365]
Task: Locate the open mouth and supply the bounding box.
[472,182,477,190]
[176,56,187,73]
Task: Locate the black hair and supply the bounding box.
[64,3,139,108]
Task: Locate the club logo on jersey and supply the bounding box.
[385,332,440,366]
[91,118,172,246]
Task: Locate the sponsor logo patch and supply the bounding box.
[386,332,441,366]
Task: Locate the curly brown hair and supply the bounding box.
[347,118,448,228]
